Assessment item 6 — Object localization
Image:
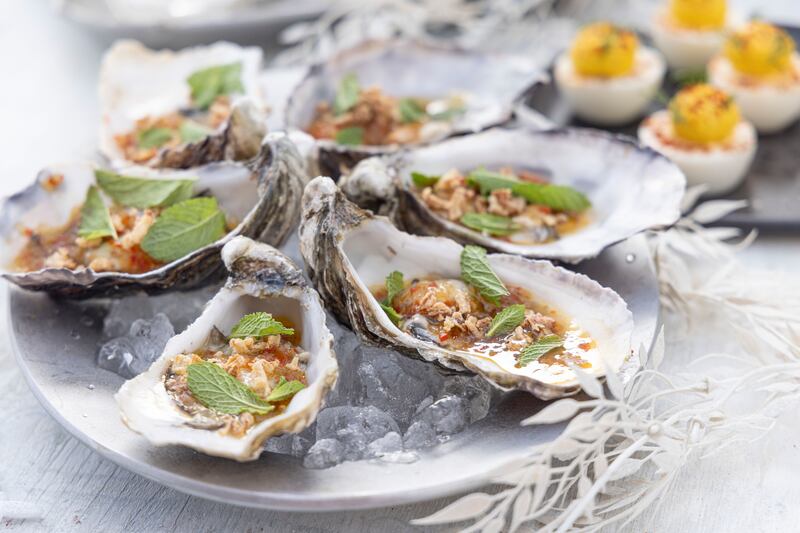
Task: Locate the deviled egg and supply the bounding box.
[708,21,800,133]
[638,83,756,195]
[554,22,666,126]
[651,0,734,70]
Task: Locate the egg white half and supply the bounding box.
[708,53,800,133]
[651,8,741,70]
[554,46,666,126]
[638,110,756,195]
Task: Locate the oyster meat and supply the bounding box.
[284,40,544,178]
[116,236,338,461]
[100,40,267,167]
[300,177,634,400]
[0,134,306,297]
[340,127,686,263]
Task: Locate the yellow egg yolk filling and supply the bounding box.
[669,84,740,143]
[669,0,726,30]
[724,21,796,76]
[571,22,638,77]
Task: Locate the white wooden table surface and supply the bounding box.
[2,1,800,531]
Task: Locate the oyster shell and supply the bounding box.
[116,236,338,461]
[284,40,544,178]
[100,40,267,167]
[299,177,634,400]
[339,127,686,263]
[0,134,306,297]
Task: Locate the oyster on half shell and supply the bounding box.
[300,177,634,400]
[100,40,267,167]
[116,236,338,461]
[0,134,306,297]
[339,127,686,263]
[284,40,545,178]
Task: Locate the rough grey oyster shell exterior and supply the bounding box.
[1,134,306,298]
[299,177,634,400]
[284,40,545,179]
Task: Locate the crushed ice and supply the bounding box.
[94,238,498,468]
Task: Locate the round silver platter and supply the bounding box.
[8,235,659,511]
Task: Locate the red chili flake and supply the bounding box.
[439,332,450,342]
[579,342,593,350]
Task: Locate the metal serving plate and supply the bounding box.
[8,235,659,511]
[517,24,800,232]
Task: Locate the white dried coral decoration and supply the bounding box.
[411,196,800,532]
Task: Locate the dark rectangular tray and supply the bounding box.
[520,24,800,232]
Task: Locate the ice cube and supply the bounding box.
[443,376,494,423]
[151,283,221,332]
[97,313,174,379]
[102,293,155,339]
[366,431,403,458]
[303,438,345,469]
[357,348,444,427]
[413,394,470,436]
[315,406,400,461]
[403,420,438,450]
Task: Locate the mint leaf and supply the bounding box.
[380,271,405,325]
[459,245,509,305]
[468,169,591,213]
[266,377,306,403]
[333,73,360,115]
[381,303,403,325]
[179,120,213,143]
[229,312,295,338]
[517,334,564,367]
[95,169,195,209]
[428,104,466,121]
[187,360,274,415]
[460,212,521,236]
[411,171,440,188]
[335,126,364,146]
[384,271,405,305]
[140,197,226,262]
[516,183,591,213]
[137,127,174,149]
[399,98,426,123]
[78,186,117,240]
[187,62,243,110]
[486,304,526,337]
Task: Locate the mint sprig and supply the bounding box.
[380,303,403,325]
[95,169,195,209]
[266,377,306,403]
[398,98,426,123]
[179,120,213,143]
[333,73,360,115]
[517,334,564,367]
[381,271,405,325]
[140,197,226,262]
[78,186,117,241]
[187,360,274,415]
[384,271,405,305]
[468,169,591,213]
[335,126,364,146]
[411,171,440,188]
[459,245,509,305]
[229,312,295,338]
[460,212,521,236]
[486,304,526,337]
[187,62,243,110]
[137,127,174,149]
